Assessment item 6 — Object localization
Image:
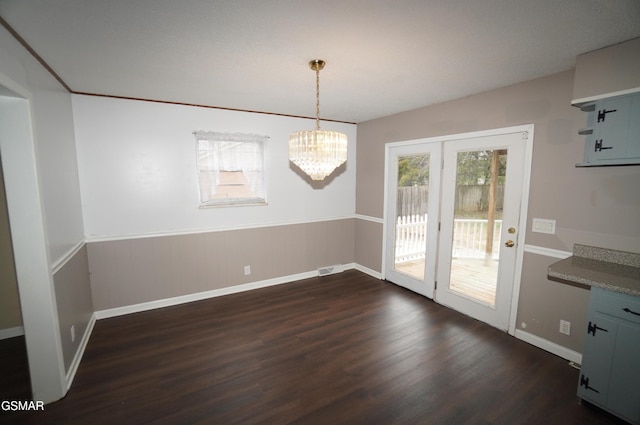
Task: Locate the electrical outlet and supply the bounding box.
[243,265,251,275]
[532,218,556,234]
[70,325,76,342]
[559,320,571,335]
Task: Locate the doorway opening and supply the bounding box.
[0,154,30,401]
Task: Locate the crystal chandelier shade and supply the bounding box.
[289,60,348,181]
[289,129,348,181]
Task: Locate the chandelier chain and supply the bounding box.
[315,67,321,131]
[288,58,347,181]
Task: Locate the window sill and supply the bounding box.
[198,200,268,209]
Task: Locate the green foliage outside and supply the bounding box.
[397,154,430,187]
[397,150,507,219]
[397,151,507,186]
[455,151,507,185]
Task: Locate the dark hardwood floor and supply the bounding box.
[0,270,627,424]
[0,336,30,402]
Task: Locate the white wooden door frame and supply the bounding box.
[0,75,67,403]
[383,141,441,298]
[436,131,527,331]
[382,124,534,335]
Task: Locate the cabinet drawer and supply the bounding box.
[595,288,640,325]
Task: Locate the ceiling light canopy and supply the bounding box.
[289,60,348,181]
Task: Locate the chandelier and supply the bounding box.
[289,59,348,181]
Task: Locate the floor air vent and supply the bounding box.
[318,265,342,276]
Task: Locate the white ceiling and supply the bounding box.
[1,0,640,123]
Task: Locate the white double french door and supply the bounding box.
[384,127,531,331]
[384,142,441,298]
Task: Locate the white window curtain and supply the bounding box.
[194,131,268,205]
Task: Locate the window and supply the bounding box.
[194,131,268,207]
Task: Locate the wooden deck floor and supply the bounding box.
[395,257,498,305]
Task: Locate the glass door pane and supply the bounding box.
[392,153,430,281]
[448,149,507,307]
[384,142,440,299]
[436,130,528,331]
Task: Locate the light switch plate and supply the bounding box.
[532,218,556,234]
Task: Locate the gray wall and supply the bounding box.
[355,69,640,353]
[53,245,93,371]
[88,219,355,311]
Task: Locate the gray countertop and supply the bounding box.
[548,244,640,297]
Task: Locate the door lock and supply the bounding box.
[508,227,516,234]
[505,240,515,248]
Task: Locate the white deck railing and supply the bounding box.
[451,219,503,259]
[395,215,502,263]
[395,214,428,263]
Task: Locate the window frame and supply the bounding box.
[194,131,268,208]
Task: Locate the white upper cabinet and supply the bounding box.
[572,37,640,106]
[577,93,640,167]
[572,38,640,167]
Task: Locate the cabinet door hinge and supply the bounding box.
[597,108,617,122]
[594,139,613,152]
[580,374,600,393]
[587,321,608,336]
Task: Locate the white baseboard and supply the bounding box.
[65,313,96,391]
[96,269,328,320]
[95,264,385,320]
[0,326,25,340]
[515,329,582,364]
[352,263,383,279]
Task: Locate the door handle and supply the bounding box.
[505,240,515,248]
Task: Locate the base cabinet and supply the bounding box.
[578,287,640,424]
